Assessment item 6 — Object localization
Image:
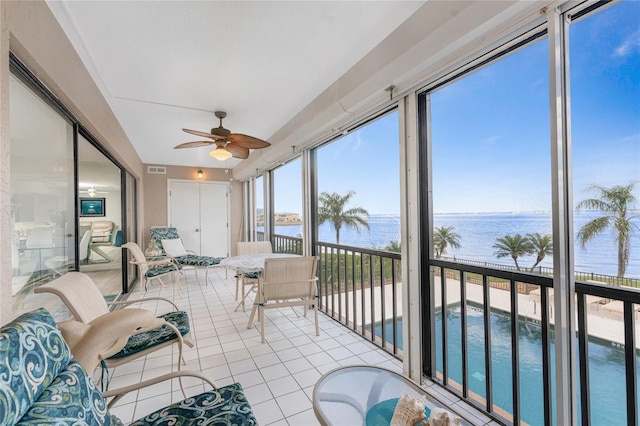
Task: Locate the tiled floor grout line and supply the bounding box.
[107,267,404,425]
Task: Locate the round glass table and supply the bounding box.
[313,365,449,425]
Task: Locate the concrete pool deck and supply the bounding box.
[331,278,639,348]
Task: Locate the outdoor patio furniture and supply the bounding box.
[313,365,460,425]
[250,256,319,343]
[235,241,273,310]
[0,308,257,425]
[123,241,182,293]
[34,271,192,389]
[601,299,640,319]
[149,226,223,285]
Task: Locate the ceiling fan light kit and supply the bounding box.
[175,111,271,161]
[210,147,233,161]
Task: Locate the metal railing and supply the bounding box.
[273,234,303,254]
[257,231,639,425]
[439,255,640,288]
[315,241,402,357]
[428,258,640,426]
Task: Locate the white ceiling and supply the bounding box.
[46,1,426,170]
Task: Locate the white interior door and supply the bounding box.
[168,180,229,257]
[199,182,229,257]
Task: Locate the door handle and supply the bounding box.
[195,228,200,232]
[65,234,72,238]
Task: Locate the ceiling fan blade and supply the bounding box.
[227,133,271,149]
[182,128,225,140]
[174,140,216,149]
[226,143,250,159]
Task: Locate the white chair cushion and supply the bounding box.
[161,239,189,257]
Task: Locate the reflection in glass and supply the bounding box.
[78,135,123,298]
[10,73,74,318]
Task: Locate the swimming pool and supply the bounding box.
[375,305,640,425]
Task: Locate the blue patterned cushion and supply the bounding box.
[109,311,190,359]
[0,308,72,425]
[243,271,261,279]
[150,227,180,251]
[150,227,224,268]
[129,383,257,426]
[146,262,182,278]
[18,361,109,425]
[175,254,222,267]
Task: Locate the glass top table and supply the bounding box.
[219,253,298,273]
[313,365,456,426]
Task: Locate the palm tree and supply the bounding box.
[433,226,461,258]
[384,240,401,253]
[527,232,553,272]
[493,234,532,271]
[576,182,639,277]
[318,191,369,244]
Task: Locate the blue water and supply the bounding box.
[263,212,640,278]
[375,307,640,426]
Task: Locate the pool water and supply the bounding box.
[375,306,640,425]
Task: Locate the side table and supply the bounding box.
[313,365,461,425]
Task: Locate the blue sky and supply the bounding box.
[271,1,639,216]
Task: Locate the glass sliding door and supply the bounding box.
[77,135,123,297]
[10,72,75,319]
[124,171,137,293]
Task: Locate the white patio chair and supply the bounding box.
[256,256,318,343]
[122,241,182,293]
[235,241,273,311]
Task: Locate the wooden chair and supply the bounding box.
[256,256,319,343]
[235,241,273,311]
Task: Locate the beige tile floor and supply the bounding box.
[106,266,407,425]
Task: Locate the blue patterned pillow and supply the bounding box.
[18,361,110,425]
[150,227,180,252]
[0,308,72,425]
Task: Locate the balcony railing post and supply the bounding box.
[623,301,638,426]
[577,293,590,426]
[509,279,520,425]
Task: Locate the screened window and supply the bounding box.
[315,110,400,249]
[428,38,550,422]
[255,175,265,241]
[569,2,640,423]
[272,158,303,253]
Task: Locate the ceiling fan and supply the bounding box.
[80,187,109,198]
[174,111,271,161]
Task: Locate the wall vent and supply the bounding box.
[147,166,167,174]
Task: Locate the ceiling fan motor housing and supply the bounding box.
[212,111,231,137]
[211,126,231,137]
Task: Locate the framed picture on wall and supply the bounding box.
[79,198,105,217]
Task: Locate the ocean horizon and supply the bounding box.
[260,212,640,279]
